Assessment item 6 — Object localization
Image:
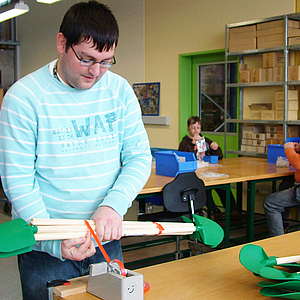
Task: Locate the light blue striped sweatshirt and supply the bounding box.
[0,61,152,259]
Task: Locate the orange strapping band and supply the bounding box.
[153,222,164,234]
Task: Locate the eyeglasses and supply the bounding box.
[70,45,116,68]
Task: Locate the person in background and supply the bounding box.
[178,116,242,220]
[264,142,300,236]
[0,2,152,299]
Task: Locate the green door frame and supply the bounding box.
[179,49,238,155]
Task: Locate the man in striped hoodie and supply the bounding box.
[0,2,151,299]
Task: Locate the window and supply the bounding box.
[198,61,237,132]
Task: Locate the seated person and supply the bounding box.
[264,141,300,236]
[178,116,241,220]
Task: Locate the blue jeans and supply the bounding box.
[264,184,300,236]
[18,239,123,300]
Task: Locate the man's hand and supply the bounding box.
[210,141,218,150]
[61,231,96,260]
[91,206,122,242]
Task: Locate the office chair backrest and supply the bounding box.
[162,172,206,213]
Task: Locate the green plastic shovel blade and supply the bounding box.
[260,287,300,299]
[0,218,36,258]
[259,266,300,281]
[258,281,300,292]
[182,214,224,248]
[239,244,277,274]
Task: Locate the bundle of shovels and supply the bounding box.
[0,214,224,258]
[239,244,300,299]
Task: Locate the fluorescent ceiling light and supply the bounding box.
[36,0,61,4]
[0,1,29,22]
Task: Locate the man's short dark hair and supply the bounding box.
[59,1,119,52]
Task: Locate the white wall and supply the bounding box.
[16,0,145,85]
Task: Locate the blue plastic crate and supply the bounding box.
[203,155,218,164]
[286,137,300,143]
[267,144,286,164]
[155,151,197,177]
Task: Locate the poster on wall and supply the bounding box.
[133,82,160,116]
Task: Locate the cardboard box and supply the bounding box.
[289,36,300,46]
[257,20,284,30]
[261,68,273,82]
[256,146,266,153]
[229,38,256,52]
[275,90,298,101]
[250,68,263,82]
[249,103,272,110]
[250,110,261,120]
[288,100,299,110]
[277,125,300,133]
[275,110,299,120]
[248,146,256,152]
[263,52,284,68]
[256,27,284,37]
[273,67,284,81]
[242,131,253,139]
[257,34,285,49]
[252,133,266,140]
[288,65,300,81]
[288,28,300,37]
[288,110,299,120]
[239,69,251,83]
[242,125,265,133]
[229,25,256,35]
[261,110,275,120]
[289,20,300,28]
[253,139,266,147]
[266,132,278,139]
[229,31,256,40]
[239,64,247,71]
[265,125,278,132]
[275,100,284,110]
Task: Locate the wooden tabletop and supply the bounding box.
[140,157,295,194]
[53,231,300,299]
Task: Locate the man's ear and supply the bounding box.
[57,32,67,54]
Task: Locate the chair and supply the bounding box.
[138,171,206,259]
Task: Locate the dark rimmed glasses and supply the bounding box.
[70,45,116,68]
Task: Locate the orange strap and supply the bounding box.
[84,220,126,276]
[153,222,165,234]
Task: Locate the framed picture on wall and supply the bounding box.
[133,82,160,116]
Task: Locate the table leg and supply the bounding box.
[236,182,243,212]
[246,181,256,242]
[224,184,230,247]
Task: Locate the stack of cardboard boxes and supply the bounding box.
[229,19,300,52]
[248,89,299,121]
[274,90,299,120]
[239,52,284,83]
[241,124,300,154]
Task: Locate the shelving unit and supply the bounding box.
[0,19,20,92]
[224,13,300,158]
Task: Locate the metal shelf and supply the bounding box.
[226,119,285,125]
[224,13,300,158]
